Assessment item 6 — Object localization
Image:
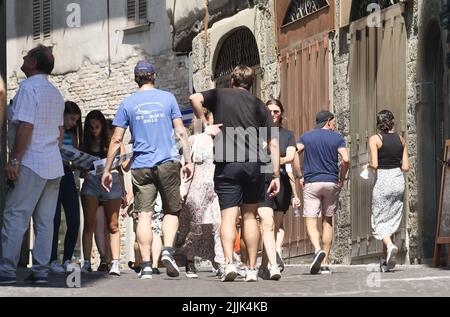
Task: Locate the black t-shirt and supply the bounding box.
[278,127,296,158]
[263,127,296,178]
[201,88,274,163]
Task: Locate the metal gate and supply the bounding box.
[279,33,331,258]
[349,3,407,262]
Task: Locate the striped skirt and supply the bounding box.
[371,168,405,240]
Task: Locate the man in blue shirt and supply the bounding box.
[297,111,349,275]
[102,61,193,279]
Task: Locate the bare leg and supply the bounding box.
[274,212,285,254]
[94,206,107,262]
[104,199,122,261]
[162,213,179,247]
[322,216,333,266]
[136,212,153,262]
[305,217,321,253]
[241,204,259,269]
[258,207,277,267]
[221,207,239,264]
[81,195,99,263]
[151,234,163,268]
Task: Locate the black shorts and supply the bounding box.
[259,172,292,213]
[214,162,265,210]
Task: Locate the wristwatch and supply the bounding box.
[295,175,304,180]
[10,158,19,166]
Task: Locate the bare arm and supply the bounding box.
[105,127,126,172]
[281,146,296,166]
[293,146,304,189]
[400,135,409,172]
[368,135,381,170]
[190,93,208,127]
[267,137,281,197]
[101,127,125,191]
[173,118,191,165]
[338,147,350,188]
[173,118,194,181]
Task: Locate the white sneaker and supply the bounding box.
[62,260,72,272]
[81,261,92,273]
[386,244,398,270]
[139,265,153,280]
[50,261,65,274]
[245,268,258,282]
[109,260,121,276]
[221,264,238,282]
[268,264,281,281]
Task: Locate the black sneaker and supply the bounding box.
[161,248,180,277]
[0,275,16,285]
[152,268,161,275]
[185,261,198,279]
[128,261,141,274]
[310,250,326,275]
[276,251,285,273]
[380,259,390,273]
[25,274,48,284]
[97,262,109,272]
[138,262,152,280]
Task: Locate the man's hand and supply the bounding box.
[292,197,301,208]
[338,179,345,189]
[267,178,280,197]
[204,124,223,137]
[181,162,194,182]
[5,161,19,181]
[102,170,113,192]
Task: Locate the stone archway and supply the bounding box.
[417,20,448,259]
[213,27,262,98]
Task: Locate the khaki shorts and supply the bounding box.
[131,161,182,214]
[303,182,340,218]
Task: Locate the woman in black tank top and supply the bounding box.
[367,110,409,272]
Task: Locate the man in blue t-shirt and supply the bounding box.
[102,61,193,279]
[296,111,349,275]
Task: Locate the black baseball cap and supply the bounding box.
[316,111,335,129]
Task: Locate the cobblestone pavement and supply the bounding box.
[1,264,450,297]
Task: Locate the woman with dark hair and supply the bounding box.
[80,110,124,276]
[367,109,409,272]
[258,99,300,279]
[49,101,83,273]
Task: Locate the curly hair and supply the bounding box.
[377,109,395,133]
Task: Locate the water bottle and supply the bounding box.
[293,207,300,218]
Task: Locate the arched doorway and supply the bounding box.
[213,27,261,98]
[417,21,448,259]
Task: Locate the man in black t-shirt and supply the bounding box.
[190,65,280,282]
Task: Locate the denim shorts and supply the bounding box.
[80,172,122,201]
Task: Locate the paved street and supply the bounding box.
[1,264,450,297]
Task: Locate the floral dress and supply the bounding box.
[177,133,224,264]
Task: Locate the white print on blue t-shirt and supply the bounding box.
[113,89,182,169]
[135,102,167,124]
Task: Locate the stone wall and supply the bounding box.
[332,0,352,264]
[6,48,190,268]
[191,0,279,101]
[405,0,420,264]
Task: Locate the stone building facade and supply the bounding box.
[190,0,449,266]
[3,0,449,267]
